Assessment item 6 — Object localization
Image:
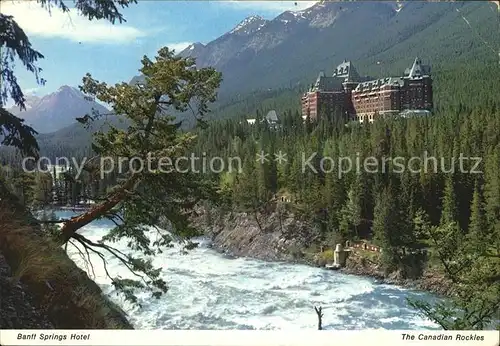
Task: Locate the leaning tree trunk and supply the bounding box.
[59,174,140,243]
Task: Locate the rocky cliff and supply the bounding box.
[192,206,452,297]
[190,206,320,263]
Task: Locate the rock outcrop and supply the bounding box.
[192,205,452,297]
[191,206,320,263]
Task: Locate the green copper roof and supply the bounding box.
[404,57,431,78]
[332,60,361,82]
[354,77,404,92]
[311,73,344,92]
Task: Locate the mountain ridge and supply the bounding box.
[176,1,497,96]
[28,1,499,154]
[7,85,109,134]
[229,15,268,35]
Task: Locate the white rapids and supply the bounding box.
[57,211,440,330]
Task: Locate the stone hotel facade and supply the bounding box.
[301,58,433,123]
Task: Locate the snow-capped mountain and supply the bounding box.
[229,15,268,35]
[147,1,493,98]
[7,86,109,134]
[175,1,403,92]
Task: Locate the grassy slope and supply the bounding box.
[0,193,133,329]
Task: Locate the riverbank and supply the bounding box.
[190,206,453,297]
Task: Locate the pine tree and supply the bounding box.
[483,145,500,245]
[440,175,458,226]
[373,183,421,276]
[32,48,222,303]
[373,185,401,272]
[343,180,362,239]
[467,181,487,243]
[409,189,499,329]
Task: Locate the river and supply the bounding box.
[55,211,440,330]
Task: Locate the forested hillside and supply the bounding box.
[190,81,500,329]
[180,1,498,95]
[15,0,497,155]
[7,58,497,296]
[28,58,499,158]
[123,1,499,123]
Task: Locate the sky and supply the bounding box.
[1,1,317,99]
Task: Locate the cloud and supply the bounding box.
[219,1,318,13]
[23,88,39,95]
[1,1,147,44]
[167,42,192,53]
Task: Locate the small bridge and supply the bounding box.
[347,241,381,253]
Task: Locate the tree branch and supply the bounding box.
[73,233,150,287]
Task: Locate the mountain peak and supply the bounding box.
[178,42,206,59]
[240,15,264,23]
[9,85,107,133]
[58,84,73,91]
[56,85,82,97]
[229,15,268,35]
[186,42,205,51]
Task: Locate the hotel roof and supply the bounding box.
[354,77,404,92]
[332,60,361,82]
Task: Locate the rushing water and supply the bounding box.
[56,211,440,330]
